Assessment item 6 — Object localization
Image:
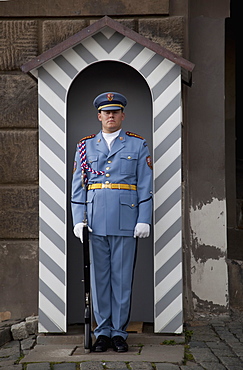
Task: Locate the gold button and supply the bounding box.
[105,181,110,184]
[119,137,123,140]
[97,139,101,142]
[127,156,131,159]
[105,173,110,177]
[107,160,112,164]
[131,204,135,207]
[106,166,110,170]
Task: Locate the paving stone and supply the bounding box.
[212,328,228,335]
[180,365,204,369]
[219,356,243,368]
[230,328,243,336]
[214,330,239,343]
[0,361,22,369]
[192,335,219,342]
[211,348,236,357]
[206,342,229,350]
[3,315,243,370]
[211,325,226,331]
[153,364,180,370]
[80,362,104,370]
[190,327,218,342]
[189,341,207,348]
[0,340,20,364]
[0,340,20,357]
[139,343,184,363]
[227,322,243,329]
[129,362,153,369]
[198,363,226,370]
[105,361,127,369]
[219,367,242,370]
[0,351,20,364]
[53,363,77,370]
[221,335,239,343]
[231,346,243,357]
[190,348,219,363]
[210,321,227,327]
[21,336,36,352]
[26,363,51,370]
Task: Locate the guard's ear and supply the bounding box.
[97,111,102,121]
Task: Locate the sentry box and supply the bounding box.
[22,16,194,335]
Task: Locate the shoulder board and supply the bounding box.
[126,131,144,140]
[79,134,96,142]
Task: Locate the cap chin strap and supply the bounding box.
[98,103,124,110]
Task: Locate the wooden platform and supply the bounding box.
[127,322,143,333]
[91,321,144,334]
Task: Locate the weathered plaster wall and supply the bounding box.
[190,199,228,310]
[185,0,230,315]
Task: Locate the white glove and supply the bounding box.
[134,223,150,238]
[73,222,92,243]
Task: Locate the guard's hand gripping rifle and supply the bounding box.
[82,211,92,352]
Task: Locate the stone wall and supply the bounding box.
[0,19,39,319]
[0,1,185,320]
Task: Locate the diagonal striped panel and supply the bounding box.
[152,67,182,333]
[38,66,67,333]
[36,26,182,333]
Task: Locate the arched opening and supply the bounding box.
[66,60,154,327]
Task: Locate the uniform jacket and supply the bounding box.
[71,129,153,237]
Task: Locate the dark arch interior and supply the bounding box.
[67,60,154,325]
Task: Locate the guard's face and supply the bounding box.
[98,109,125,133]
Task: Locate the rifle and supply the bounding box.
[82,211,92,353]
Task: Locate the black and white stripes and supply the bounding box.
[34,26,182,334]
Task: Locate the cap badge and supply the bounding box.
[107,93,114,101]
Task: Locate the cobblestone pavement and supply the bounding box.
[2,313,243,369]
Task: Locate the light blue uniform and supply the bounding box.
[71,128,153,339]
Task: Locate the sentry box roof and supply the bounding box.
[22,16,194,84]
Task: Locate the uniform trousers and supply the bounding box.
[89,234,137,339]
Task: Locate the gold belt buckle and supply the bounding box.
[102,183,111,189]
